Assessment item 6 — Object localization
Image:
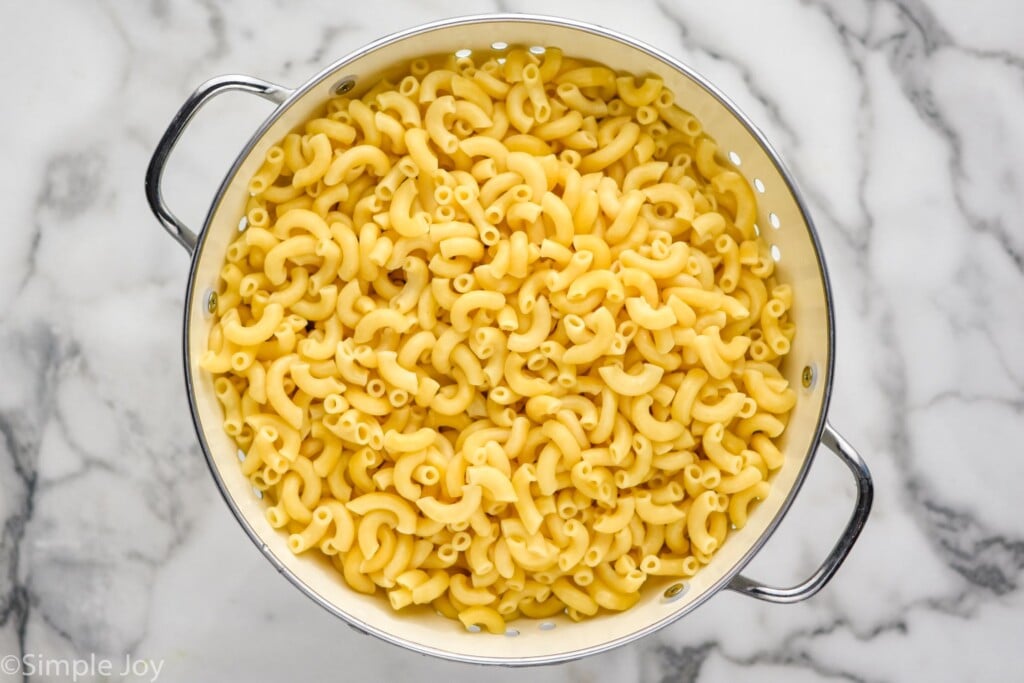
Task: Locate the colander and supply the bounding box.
[144,14,873,666]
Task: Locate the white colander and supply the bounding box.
[145,14,873,666]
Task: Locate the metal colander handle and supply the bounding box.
[145,75,292,254]
[728,424,873,603]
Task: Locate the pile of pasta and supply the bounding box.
[204,47,796,633]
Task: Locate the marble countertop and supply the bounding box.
[2,1,1022,681]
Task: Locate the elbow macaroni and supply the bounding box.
[207,47,797,632]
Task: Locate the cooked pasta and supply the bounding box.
[205,46,797,633]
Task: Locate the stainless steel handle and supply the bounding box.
[145,75,291,254]
[728,422,873,604]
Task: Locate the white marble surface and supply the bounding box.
[2,1,1022,681]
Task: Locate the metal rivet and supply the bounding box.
[206,291,218,315]
[237,449,246,462]
[504,627,520,637]
[661,582,689,603]
[802,365,815,388]
[770,244,781,262]
[491,41,508,51]
[238,215,248,232]
[769,212,781,229]
[529,45,546,55]
[333,76,356,95]
[728,150,742,166]
[455,48,472,59]
[539,621,556,631]
[754,178,765,193]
